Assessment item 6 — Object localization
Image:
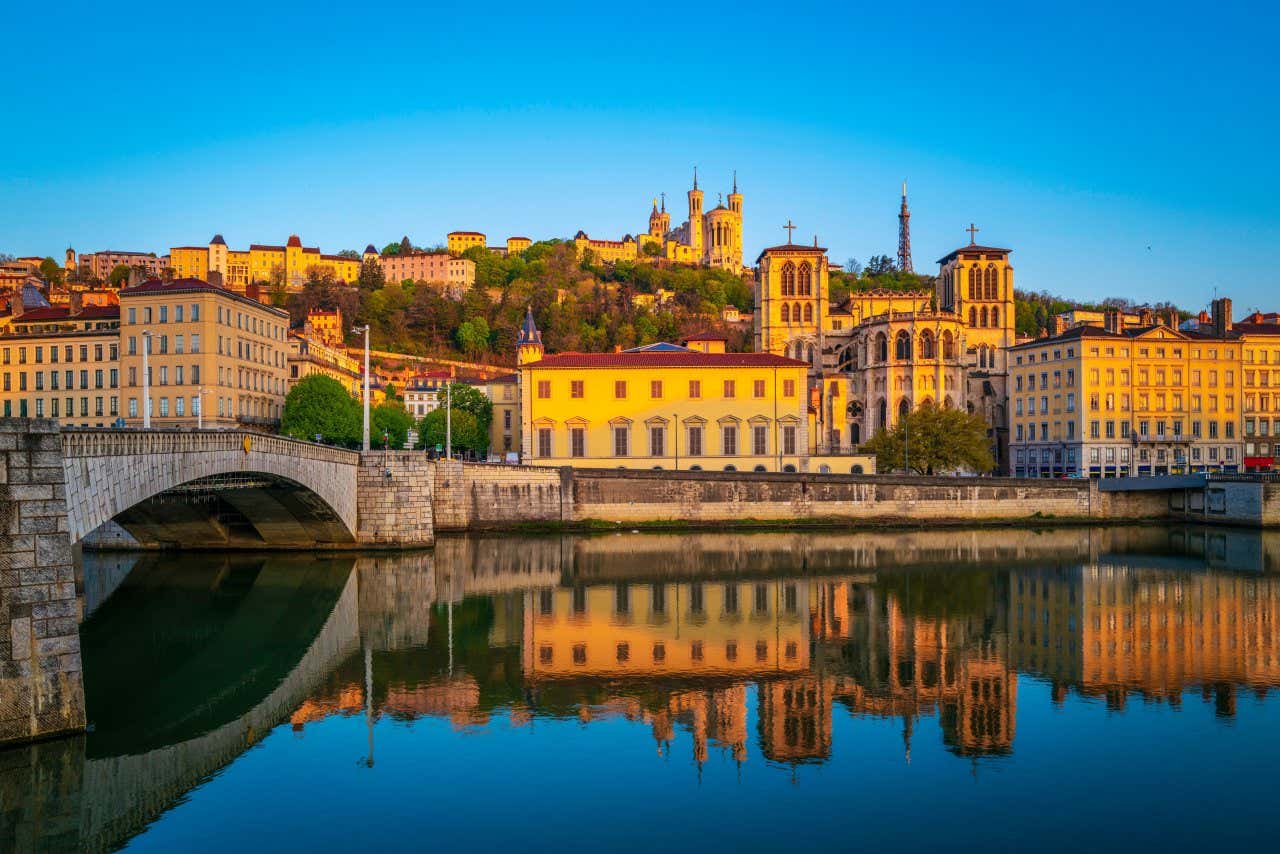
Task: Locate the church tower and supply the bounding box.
[727,172,744,271]
[648,197,669,239]
[517,306,544,366]
[688,168,704,260]
[936,226,1015,365]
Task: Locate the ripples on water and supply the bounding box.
[3,525,1279,851]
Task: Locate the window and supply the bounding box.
[650,426,665,457]
[722,424,738,455]
[650,380,663,399]
[570,427,585,457]
[753,379,766,398]
[614,380,627,399]
[613,426,629,456]
[752,425,767,455]
[689,380,701,399]
[723,380,735,399]
[687,425,703,456]
[570,380,584,398]
[783,425,797,455]
[537,428,552,457]
[537,380,551,399]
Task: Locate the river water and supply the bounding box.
[3,525,1279,851]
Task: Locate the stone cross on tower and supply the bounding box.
[966,223,980,244]
[784,220,797,243]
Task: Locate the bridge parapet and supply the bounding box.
[61,428,360,465]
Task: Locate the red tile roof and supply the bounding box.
[249,244,286,252]
[524,352,808,369]
[7,304,120,322]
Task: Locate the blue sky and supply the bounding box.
[4,1,1277,312]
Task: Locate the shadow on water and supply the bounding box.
[2,523,1279,851]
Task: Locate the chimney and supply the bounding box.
[11,286,24,318]
[70,291,83,315]
[1103,308,1121,334]
[1167,309,1180,329]
[1211,298,1232,337]
[1138,308,1154,327]
[1052,315,1069,336]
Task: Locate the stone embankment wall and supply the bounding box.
[0,419,85,747]
[432,461,568,531]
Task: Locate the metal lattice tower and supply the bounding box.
[897,181,913,273]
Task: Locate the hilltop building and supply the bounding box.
[170,235,361,294]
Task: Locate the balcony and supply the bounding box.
[1132,433,1192,444]
[815,444,867,456]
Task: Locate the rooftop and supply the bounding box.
[523,351,808,369]
[936,244,1012,264]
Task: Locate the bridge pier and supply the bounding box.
[0,419,85,747]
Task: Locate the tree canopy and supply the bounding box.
[280,374,361,447]
[39,258,64,287]
[864,401,994,475]
[371,400,415,449]
[440,382,493,434]
[416,407,487,454]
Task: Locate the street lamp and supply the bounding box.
[352,325,371,452]
[196,386,209,430]
[140,330,152,429]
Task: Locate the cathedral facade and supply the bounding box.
[755,221,1016,472]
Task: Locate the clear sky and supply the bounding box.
[4,1,1277,313]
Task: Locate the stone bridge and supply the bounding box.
[0,418,436,748]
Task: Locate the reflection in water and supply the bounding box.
[3,525,1280,851]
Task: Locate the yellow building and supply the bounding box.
[1233,311,1280,470]
[572,230,639,265]
[473,373,520,460]
[119,278,290,428]
[1009,301,1241,476]
[287,311,362,398]
[506,236,532,256]
[0,299,121,425]
[447,231,486,255]
[515,309,813,472]
[171,234,361,294]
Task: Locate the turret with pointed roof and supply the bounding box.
[517,305,544,366]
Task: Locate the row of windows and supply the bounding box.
[4,397,118,419]
[3,369,118,392]
[1016,392,1237,417]
[126,334,200,356]
[535,378,797,401]
[1016,445,1235,465]
[534,584,800,619]
[779,302,813,324]
[535,639,799,666]
[1,343,117,365]
[125,303,200,325]
[124,395,280,421]
[1015,419,1235,441]
[534,423,800,459]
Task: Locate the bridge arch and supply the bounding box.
[61,430,359,548]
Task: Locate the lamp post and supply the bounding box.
[445,382,452,460]
[140,330,152,429]
[196,386,209,430]
[352,325,370,452]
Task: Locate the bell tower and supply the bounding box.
[517,306,544,366]
[688,167,704,260]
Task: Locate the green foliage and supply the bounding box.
[455,317,491,357]
[108,264,131,286]
[336,249,360,259]
[371,400,415,449]
[382,242,401,256]
[280,375,361,447]
[357,258,385,290]
[442,382,493,433]
[416,407,487,453]
[864,401,994,475]
[38,258,64,287]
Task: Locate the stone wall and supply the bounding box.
[355,452,434,548]
[0,419,85,746]
[569,469,1111,525]
[433,461,567,531]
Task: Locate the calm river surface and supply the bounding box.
[4,525,1280,851]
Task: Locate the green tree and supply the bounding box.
[865,401,994,475]
[280,375,361,447]
[382,241,402,256]
[371,400,415,448]
[358,257,385,290]
[38,258,64,287]
[441,381,493,434]
[337,249,360,259]
[455,317,491,357]
[399,235,413,256]
[108,264,132,287]
[416,407,486,454]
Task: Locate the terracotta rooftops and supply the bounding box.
[523,351,808,369]
[118,278,289,316]
[8,305,120,322]
[286,235,303,248]
[448,231,485,237]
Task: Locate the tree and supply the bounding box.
[864,255,897,276]
[399,236,413,256]
[864,401,994,475]
[416,407,486,454]
[337,249,360,259]
[108,265,132,287]
[455,317,491,357]
[280,375,361,447]
[38,257,64,287]
[358,257,385,291]
[441,381,493,434]
[371,400,415,449]
[382,241,402,257]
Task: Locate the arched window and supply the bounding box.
[969,307,977,327]
[851,423,861,444]
[985,265,998,300]
[919,330,936,359]
[876,333,888,363]
[781,303,790,323]
[803,303,813,323]
[991,307,999,328]
[851,464,864,474]
[895,330,912,361]
[942,330,955,360]
[877,399,887,431]
[899,398,911,418]
[798,262,812,296]
[781,262,796,296]
[981,306,989,327]
[967,267,977,300]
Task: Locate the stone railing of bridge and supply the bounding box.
[60,428,360,466]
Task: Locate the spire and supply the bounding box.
[518,305,542,346]
[660,192,666,213]
[652,197,658,214]
[897,181,914,273]
[732,170,738,194]
[692,166,698,191]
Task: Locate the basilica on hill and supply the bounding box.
[754,191,1016,471]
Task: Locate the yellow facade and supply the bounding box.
[447,231,486,254]
[0,305,121,425]
[572,231,638,264]
[1009,312,1241,476]
[119,279,290,428]
[753,242,830,360]
[170,235,360,295]
[476,374,520,459]
[506,236,532,256]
